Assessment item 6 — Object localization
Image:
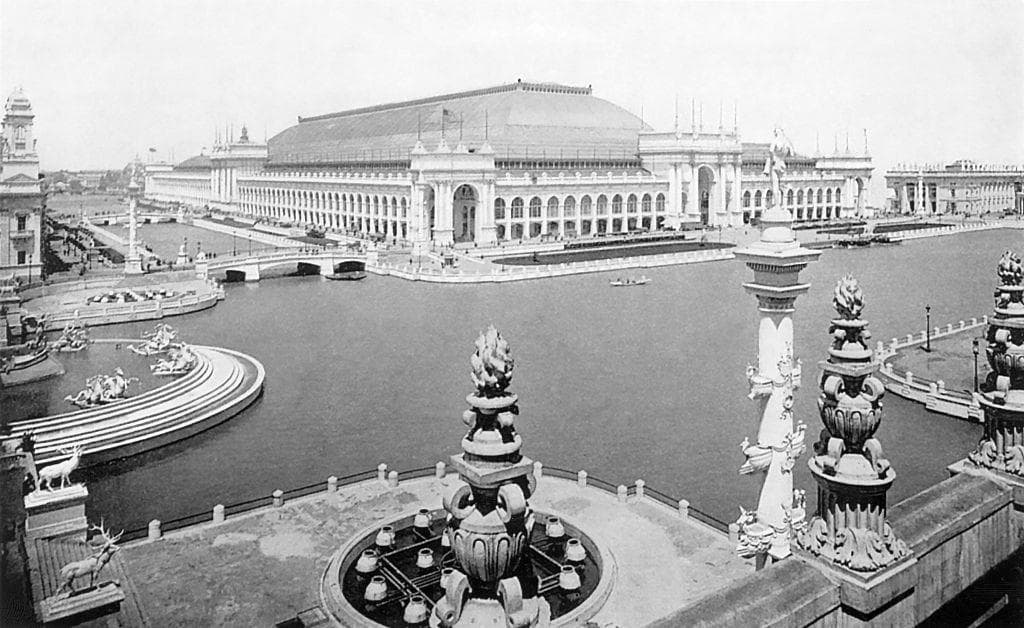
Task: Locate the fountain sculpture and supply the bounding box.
[50,318,90,352]
[150,343,198,376]
[795,275,909,571]
[733,127,820,567]
[968,250,1024,476]
[435,325,546,626]
[64,368,138,408]
[130,323,178,356]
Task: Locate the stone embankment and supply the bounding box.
[24,276,224,328]
[8,340,264,466]
[876,316,988,421]
[370,247,734,283]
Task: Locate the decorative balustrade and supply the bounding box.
[117,463,727,544]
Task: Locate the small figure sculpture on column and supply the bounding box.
[968,251,1024,475]
[435,326,545,627]
[796,275,909,571]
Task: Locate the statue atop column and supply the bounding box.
[796,275,909,571]
[763,126,789,208]
[435,326,546,627]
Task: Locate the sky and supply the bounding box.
[1,0,1022,202]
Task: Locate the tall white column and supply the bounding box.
[687,165,698,222]
[733,194,819,567]
[666,162,682,229]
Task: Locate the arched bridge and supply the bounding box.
[201,248,366,281]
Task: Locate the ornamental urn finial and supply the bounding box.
[471,326,514,398]
[798,276,909,572]
[832,274,863,320]
[997,250,1022,287]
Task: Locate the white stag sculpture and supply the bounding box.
[57,521,123,597]
[36,445,84,491]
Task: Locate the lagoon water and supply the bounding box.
[26,227,1018,533]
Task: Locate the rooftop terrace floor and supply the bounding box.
[119,473,752,626]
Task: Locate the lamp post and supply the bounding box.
[28,253,33,284]
[925,305,932,352]
[973,337,980,392]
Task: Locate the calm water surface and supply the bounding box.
[25,229,1021,532]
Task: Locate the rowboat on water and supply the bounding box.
[610,275,651,287]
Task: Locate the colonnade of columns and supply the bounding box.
[741,185,847,222]
[238,186,411,240]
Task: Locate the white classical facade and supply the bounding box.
[1,88,45,281]
[886,160,1024,215]
[147,81,873,248]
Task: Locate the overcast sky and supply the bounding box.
[2,0,1021,199]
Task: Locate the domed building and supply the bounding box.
[146,80,873,248]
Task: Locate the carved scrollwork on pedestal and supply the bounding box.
[796,519,909,572]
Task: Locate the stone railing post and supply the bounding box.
[148,519,162,541]
[906,371,914,385]
[377,463,388,482]
[327,476,338,492]
[678,498,690,519]
[577,470,588,488]
[213,504,225,524]
[635,479,645,498]
[728,522,739,544]
[533,461,543,479]
[272,489,284,507]
[435,461,446,479]
[617,485,628,503]
[387,470,399,488]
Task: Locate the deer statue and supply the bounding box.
[57,521,123,597]
[36,444,84,491]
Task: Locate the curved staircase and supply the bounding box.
[8,345,265,467]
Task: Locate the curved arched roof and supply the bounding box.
[268,81,651,165]
[175,154,212,170]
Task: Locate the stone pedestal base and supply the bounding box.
[428,596,551,627]
[124,255,144,275]
[38,581,124,624]
[24,484,88,541]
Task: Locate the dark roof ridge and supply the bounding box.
[298,80,593,124]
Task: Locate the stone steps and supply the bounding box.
[9,346,263,467]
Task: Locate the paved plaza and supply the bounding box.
[120,473,750,627]
[889,329,987,394]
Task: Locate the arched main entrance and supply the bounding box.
[453,184,476,243]
[697,166,715,226]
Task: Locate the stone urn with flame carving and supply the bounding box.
[435,327,542,627]
[797,275,909,572]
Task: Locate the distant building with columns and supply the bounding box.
[886,160,1024,216]
[145,80,872,246]
[1,88,45,281]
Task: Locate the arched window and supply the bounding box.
[529,197,542,218]
[766,190,774,206]
[786,189,794,206]
[743,191,751,208]
[401,197,407,219]
[797,189,804,205]
[655,193,665,212]
[581,195,593,216]
[612,194,623,213]
[596,195,608,215]
[511,197,524,219]
[754,190,762,207]
[494,198,506,220]
[816,189,824,204]
[641,193,651,213]
[564,196,576,217]
[626,194,638,214]
[826,189,833,204]
[835,188,842,204]
[547,197,559,218]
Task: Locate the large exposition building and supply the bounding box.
[886,160,1024,216]
[146,81,873,247]
[1,88,45,281]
